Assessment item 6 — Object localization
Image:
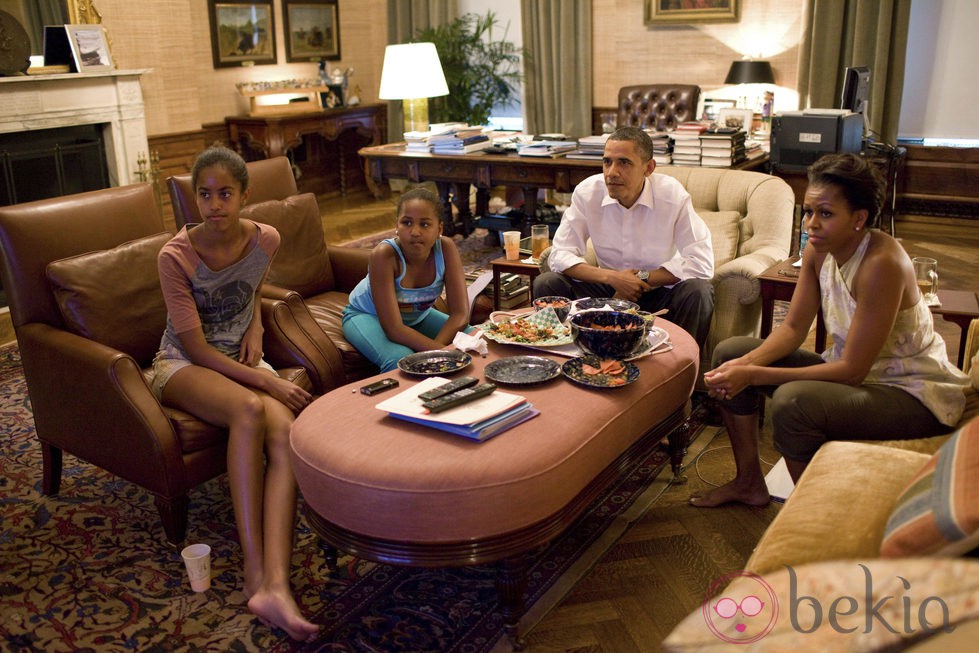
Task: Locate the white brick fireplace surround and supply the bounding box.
[0,69,151,188]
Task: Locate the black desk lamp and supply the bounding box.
[724,60,775,85]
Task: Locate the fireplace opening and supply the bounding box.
[1,124,111,308]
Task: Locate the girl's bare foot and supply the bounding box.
[248,588,320,642]
[689,479,771,508]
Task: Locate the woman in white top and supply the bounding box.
[692,153,969,508]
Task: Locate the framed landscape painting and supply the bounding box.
[66,24,113,72]
[645,0,739,25]
[283,0,341,62]
[208,0,277,68]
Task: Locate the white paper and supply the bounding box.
[765,457,795,502]
[375,377,526,425]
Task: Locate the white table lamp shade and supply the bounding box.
[378,42,449,101]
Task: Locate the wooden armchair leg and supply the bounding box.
[155,494,190,546]
[41,442,62,496]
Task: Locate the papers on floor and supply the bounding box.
[765,457,795,502]
[375,376,538,441]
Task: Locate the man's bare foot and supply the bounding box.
[248,588,320,642]
[689,479,770,508]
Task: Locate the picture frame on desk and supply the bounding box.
[282,0,341,62]
[207,0,277,68]
[717,108,754,132]
[65,24,113,72]
[645,0,739,25]
[699,97,736,122]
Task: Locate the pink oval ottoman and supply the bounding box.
[290,319,699,643]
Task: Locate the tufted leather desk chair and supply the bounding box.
[616,84,701,131]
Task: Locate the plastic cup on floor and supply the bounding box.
[181,543,212,592]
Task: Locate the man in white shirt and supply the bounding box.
[534,127,715,346]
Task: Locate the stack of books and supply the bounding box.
[375,377,539,442]
[670,123,707,166]
[403,123,470,152]
[428,127,492,154]
[699,128,747,167]
[646,130,672,165]
[566,134,609,160]
[480,271,530,309]
[517,140,578,158]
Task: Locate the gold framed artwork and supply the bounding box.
[207,0,277,68]
[645,0,739,25]
[282,0,341,62]
[66,24,113,72]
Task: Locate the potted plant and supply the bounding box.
[415,11,521,127]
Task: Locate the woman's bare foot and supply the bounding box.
[689,478,770,508]
[248,588,320,642]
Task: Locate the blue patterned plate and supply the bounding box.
[397,350,472,376]
[561,356,640,389]
[484,355,561,386]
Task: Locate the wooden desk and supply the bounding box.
[226,104,386,197]
[359,143,768,237]
[758,258,978,367]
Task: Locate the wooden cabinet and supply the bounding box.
[226,104,386,198]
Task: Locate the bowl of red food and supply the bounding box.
[532,295,571,322]
[569,310,646,359]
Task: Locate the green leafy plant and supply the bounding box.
[415,11,521,126]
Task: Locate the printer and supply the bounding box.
[770,110,863,172]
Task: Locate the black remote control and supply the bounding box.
[417,376,479,402]
[422,383,497,413]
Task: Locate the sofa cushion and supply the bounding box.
[241,193,335,296]
[663,558,979,652]
[745,441,930,575]
[880,416,979,557]
[45,232,171,366]
[696,209,741,268]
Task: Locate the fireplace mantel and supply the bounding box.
[0,69,151,187]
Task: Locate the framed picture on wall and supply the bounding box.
[208,0,277,68]
[645,0,739,25]
[282,0,341,62]
[66,24,113,72]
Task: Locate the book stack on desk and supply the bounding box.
[646,131,673,165]
[518,140,577,158]
[429,128,492,154]
[670,124,706,166]
[699,129,747,167]
[566,134,609,160]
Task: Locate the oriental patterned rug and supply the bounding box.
[0,346,714,652]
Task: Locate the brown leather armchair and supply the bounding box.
[167,156,377,392]
[0,183,315,546]
[617,84,701,131]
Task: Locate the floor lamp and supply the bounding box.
[378,42,449,135]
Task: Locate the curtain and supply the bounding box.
[796,0,911,144]
[385,0,456,141]
[520,0,592,137]
[23,0,67,54]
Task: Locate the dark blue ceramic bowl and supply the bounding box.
[532,295,572,322]
[569,310,646,359]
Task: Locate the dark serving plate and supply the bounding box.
[484,355,562,386]
[397,350,473,376]
[561,355,640,389]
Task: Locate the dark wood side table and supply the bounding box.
[757,258,978,367]
[489,257,541,311]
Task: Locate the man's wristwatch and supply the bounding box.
[636,269,649,282]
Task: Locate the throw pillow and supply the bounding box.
[696,210,741,268]
[880,415,979,557]
[45,232,172,365]
[241,193,334,296]
[662,558,979,652]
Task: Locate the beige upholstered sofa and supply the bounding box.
[664,321,979,651]
[541,165,795,378]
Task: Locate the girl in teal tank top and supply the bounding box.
[342,187,471,372]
